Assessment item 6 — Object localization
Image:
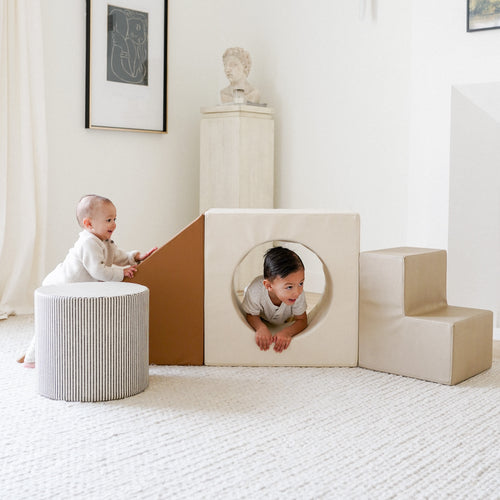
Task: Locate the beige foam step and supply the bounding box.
[359,247,492,385]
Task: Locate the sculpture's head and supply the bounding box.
[222,47,251,83]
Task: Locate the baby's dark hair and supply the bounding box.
[263,246,304,281]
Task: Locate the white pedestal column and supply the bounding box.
[199,104,274,213]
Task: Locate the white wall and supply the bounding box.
[200,0,412,251]
[408,1,500,249]
[40,1,500,277]
[40,0,411,273]
[41,0,202,269]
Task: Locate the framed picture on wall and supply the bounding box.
[85,0,168,133]
[467,0,500,31]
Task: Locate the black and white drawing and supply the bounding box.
[107,6,148,85]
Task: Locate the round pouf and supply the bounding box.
[35,282,149,402]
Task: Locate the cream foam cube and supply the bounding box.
[204,209,360,366]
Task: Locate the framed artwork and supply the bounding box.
[467,0,500,31]
[85,0,168,133]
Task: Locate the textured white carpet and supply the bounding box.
[1,315,499,500]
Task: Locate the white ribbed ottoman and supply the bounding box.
[35,282,149,402]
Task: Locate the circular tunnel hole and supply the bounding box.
[232,240,330,331]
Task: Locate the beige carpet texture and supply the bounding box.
[1,315,499,499]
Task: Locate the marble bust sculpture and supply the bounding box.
[220,47,260,104]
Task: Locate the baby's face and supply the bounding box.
[89,202,117,241]
[265,269,305,307]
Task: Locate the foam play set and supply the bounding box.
[127,208,493,385]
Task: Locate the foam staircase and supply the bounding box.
[359,247,493,385]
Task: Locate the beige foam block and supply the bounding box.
[361,247,447,314]
[359,248,493,385]
[403,249,447,315]
[204,209,360,366]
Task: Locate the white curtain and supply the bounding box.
[0,0,48,316]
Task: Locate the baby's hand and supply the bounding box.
[135,247,158,262]
[273,331,292,353]
[255,326,273,351]
[123,265,137,279]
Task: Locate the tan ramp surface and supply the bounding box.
[127,215,204,365]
